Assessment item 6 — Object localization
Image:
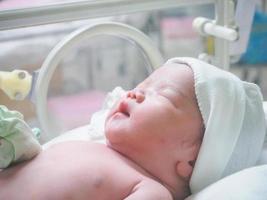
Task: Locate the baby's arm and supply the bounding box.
[124,179,173,200]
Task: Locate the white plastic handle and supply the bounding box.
[193,17,238,41]
[35,22,164,141]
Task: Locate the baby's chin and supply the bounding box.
[104,120,127,146]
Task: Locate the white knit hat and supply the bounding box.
[166,57,266,193]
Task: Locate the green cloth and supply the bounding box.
[0,105,41,168]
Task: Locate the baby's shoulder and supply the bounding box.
[124,178,173,199]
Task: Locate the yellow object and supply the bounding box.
[0,70,32,100]
[206,36,215,55]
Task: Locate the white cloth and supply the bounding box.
[0,105,41,168]
[166,57,266,194]
[185,164,267,200]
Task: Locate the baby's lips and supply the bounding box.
[118,100,130,117]
[106,98,129,121]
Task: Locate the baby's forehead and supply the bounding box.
[138,65,194,90]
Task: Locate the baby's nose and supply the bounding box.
[127,89,145,103]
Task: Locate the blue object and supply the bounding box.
[240,11,267,64]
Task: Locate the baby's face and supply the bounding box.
[105,64,203,160]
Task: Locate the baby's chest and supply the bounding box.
[69,153,143,199]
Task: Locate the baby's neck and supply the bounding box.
[144,154,190,199]
[116,146,190,199]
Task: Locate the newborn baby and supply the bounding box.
[0,57,265,200]
[0,62,203,200]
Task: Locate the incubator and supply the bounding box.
[0,0,257,140]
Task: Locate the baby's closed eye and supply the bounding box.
[158,88,180,107]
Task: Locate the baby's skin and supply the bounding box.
[0,63,203,200]
[0,141,172,200]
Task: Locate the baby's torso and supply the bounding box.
[0,141,156,200]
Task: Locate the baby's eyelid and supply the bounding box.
[160,90,179,107]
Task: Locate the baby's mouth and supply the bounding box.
[117,100,130,117]
[106,99,130,123]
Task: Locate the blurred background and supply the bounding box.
[0,0,267,142]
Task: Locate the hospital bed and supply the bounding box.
[1,0,267,198]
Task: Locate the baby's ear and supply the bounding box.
[175,161,194,181]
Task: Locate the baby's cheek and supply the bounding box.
[129,114,159,138]
[130,112,149,129]
[135,106,170,126]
